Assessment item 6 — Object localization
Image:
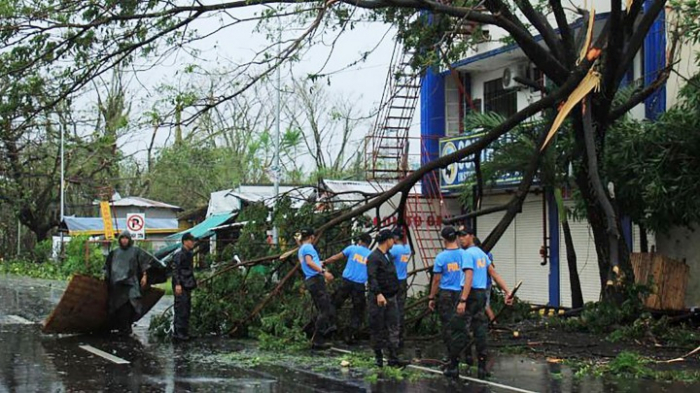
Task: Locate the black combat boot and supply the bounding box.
[374,349,384,367]
[477,356,489,379]
[443,358,459,379]
[387,348,410,368]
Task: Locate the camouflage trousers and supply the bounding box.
[305,275,337,344]
[397,279,408,345]
[465,289,489,359]
[368,293,400,352]
[437,289,470,361]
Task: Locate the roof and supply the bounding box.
[96,196,182,211]
[320,180,422,206]
[166,212,237,240]
[62,216,179,235]
[207,185,315,216]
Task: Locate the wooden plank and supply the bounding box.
[42,274,164,334]
[631,253,689,311]
[79,345,130,365]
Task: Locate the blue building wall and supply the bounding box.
[420,67,445,196]
[644,0,667,120]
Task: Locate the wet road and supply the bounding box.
[1,275,699,393]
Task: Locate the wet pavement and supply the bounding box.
[1,275,699,392]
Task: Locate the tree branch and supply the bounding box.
[514,0,565,63]
[614,0,666,84]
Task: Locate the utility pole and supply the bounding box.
[272,14,282,245]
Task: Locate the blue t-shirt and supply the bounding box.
[390,244,412,280]
[298,243,322,280]
[433,248,469,292]
[463,246,492,289]
[342,245,371,284]
[486,252,494,289]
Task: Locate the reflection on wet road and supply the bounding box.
[1,275,699,393]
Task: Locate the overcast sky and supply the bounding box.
[111,6,421,171]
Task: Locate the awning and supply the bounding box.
[166,212,237,241]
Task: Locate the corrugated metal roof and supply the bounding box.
[320,180,422,205]
[207,185,314,216]
[96,196,181,210]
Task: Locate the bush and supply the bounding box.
[33,240,54,264]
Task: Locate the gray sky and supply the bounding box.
[111,6,422,171]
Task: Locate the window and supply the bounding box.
[483,78,517,118]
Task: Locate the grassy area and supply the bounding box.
[1,259,67,280]
[154,277,173,296]
[566,351,700,382]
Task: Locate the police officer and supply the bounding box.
[322,233,372,344]
[172,232,197,342]
[457,227,513,379]
[427,226,472,378]
[389,227,411,348]
[367,229,408,368]
[298,228,336,350]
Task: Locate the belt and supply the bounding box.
[471,288,487,292]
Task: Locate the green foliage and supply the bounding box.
[148,309,173,341]
[1,235,103,280]
[59,236,105,278]
[607,73,700,232]
[552,284,651,334]
[607,314,700,348]
[0,259,64,280]
[32,240,54,264]
[569,351,700,382]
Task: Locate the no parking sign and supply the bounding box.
[126,213,146,239]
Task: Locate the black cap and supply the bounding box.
[457,225,475,236]
[391,227,404,239]
[182,232,196,242]
[376,229,394,243]
[358,233,372,245]
[441,226,458,240]
[299,228,315,239]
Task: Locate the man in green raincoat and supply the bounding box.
[104,231,152,335]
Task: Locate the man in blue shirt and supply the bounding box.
[427,226,473,378]
[297,228,336,350]
[322,233,372,344]
[389,226,411,348]
[457,226,513,379]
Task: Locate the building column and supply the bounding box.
[420,67,445,197]
[547,190,561,307]
[644,0,667,120]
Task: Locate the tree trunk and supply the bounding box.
[562,219,584,308]
[572,110,634,303]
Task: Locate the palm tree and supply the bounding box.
[463,112,584,308]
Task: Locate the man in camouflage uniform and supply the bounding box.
[428,226,472,378]
[457,227,513,379]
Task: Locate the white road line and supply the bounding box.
[330,347,538,393]
[79,345,130,365]
[7,315,34,324]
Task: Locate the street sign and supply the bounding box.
[126,213,146,240]
[99,201,115,240]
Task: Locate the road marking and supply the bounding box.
[79,345,130,365]
[7,315,34,324]
[330,347,538,393]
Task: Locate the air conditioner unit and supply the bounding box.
[502,65,526,89]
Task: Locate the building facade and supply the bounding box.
[419,2,689,307]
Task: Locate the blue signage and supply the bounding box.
[439,132,522,193]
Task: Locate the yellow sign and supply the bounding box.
[100,201,115,240]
